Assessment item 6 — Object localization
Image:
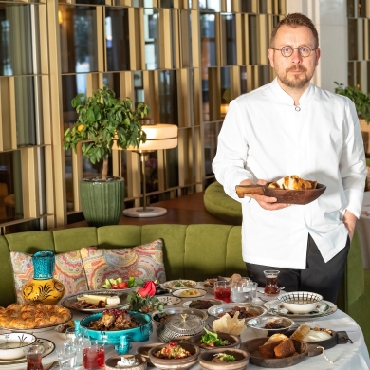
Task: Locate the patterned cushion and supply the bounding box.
[10,250,88,304]
[81,239,166,290]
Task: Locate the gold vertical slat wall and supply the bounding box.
[347,0,370,92]
[0,0,287,233]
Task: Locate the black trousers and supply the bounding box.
[246,234,350,304]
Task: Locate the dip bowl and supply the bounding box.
[248,316,295,338]
[198,348,250,370]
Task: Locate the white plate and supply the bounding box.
[266,300,337,320]
[0,338,55,369]
[161,280,197,290]
[183,299,223,309]
[208,303,267,319]
[172,288,207,298]
[60,289,133,312]
[257,289,287,302]
[156,296,182,306]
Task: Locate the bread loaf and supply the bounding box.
[274,339,296,359]
[259,341,283,359]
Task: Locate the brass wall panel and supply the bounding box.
[0,0,288,232]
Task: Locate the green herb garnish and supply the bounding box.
[213,353,236,362]
[200,328,230,347]
[128,277,143,288]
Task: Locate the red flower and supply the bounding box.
[137,281,156,297]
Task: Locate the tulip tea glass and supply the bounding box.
[264,270,280,296]
[83,340,105,370]
[24,344,45,370]
[214,280,231,303]
[57,346,77,370]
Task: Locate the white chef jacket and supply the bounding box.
[213,78,366,269]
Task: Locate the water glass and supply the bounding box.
[65,326,77,341]
[65,337,90,367]
[57,346,77,370]
[214,280,231,303]
[231,281,252,303]
[264,269,280,295]
[250,282,258,302]
[83,340,105,370]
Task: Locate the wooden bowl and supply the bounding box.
[198,348,250,370]
[240,338,308,367]
[190,332,240,351]
[105,355,147,370]
[148,342,200,370]
[235,183,326,205]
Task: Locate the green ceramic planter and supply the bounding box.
[80,177,124,227]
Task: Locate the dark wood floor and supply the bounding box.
[64,192,230,229]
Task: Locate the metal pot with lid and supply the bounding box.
[156,313,206,342]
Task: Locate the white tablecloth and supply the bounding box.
[14,295,368,370]
[358,191,370,269]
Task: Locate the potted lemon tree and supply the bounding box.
[64,85,148,227]
[335,82,370,154]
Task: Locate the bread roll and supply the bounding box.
[268,333,288,343]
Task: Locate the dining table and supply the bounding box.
[2,289,370,370]
[357,191,370,269]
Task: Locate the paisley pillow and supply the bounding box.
[80,239,166,290]
[10,250,88,304]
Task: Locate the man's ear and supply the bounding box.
[267,48,275,67]
[315,48,321,66]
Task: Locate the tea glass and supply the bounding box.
[214,280,231,303]
[82,340,105,370]
[263,269,280,296]
[57,346,77,370]
[24,344,45,370]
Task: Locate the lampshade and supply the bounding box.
[113,123,178,151]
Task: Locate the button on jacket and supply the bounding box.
[213,78,366,269]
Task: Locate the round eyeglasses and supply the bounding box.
[270,46,317,57]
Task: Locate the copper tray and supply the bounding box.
[235,183,326,205]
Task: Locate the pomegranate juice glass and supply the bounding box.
[214,280,231,303]
[82,341,105,370]
[263,269,280,296]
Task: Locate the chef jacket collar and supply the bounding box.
[269,77,315,106]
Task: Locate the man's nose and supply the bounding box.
[291,49,303,63]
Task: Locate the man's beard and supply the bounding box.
[279,65,311,89]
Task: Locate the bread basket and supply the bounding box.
[156,313,206,342]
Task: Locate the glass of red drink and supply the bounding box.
[24,344,45,370]
[214,280,231,303]
[82,341,105,370]
[263,270,280,296]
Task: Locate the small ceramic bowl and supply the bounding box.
[137,343,163,367]
[198,348,250,370]
[248,316,295,338]
[278,291,323,314]
[190,332,240,351]
[105,354,147,370]
[0,333,37,360]
[148,342,200,370]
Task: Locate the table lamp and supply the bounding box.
[121,121,178,217]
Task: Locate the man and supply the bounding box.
[212,13,366,303]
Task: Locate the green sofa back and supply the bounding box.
[0,224,247,307]
[0,224,365,316]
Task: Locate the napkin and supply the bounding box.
[308,317,359,332]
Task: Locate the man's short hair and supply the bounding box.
[270,13,319,48]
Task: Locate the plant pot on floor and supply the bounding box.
[80,176,124,227]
